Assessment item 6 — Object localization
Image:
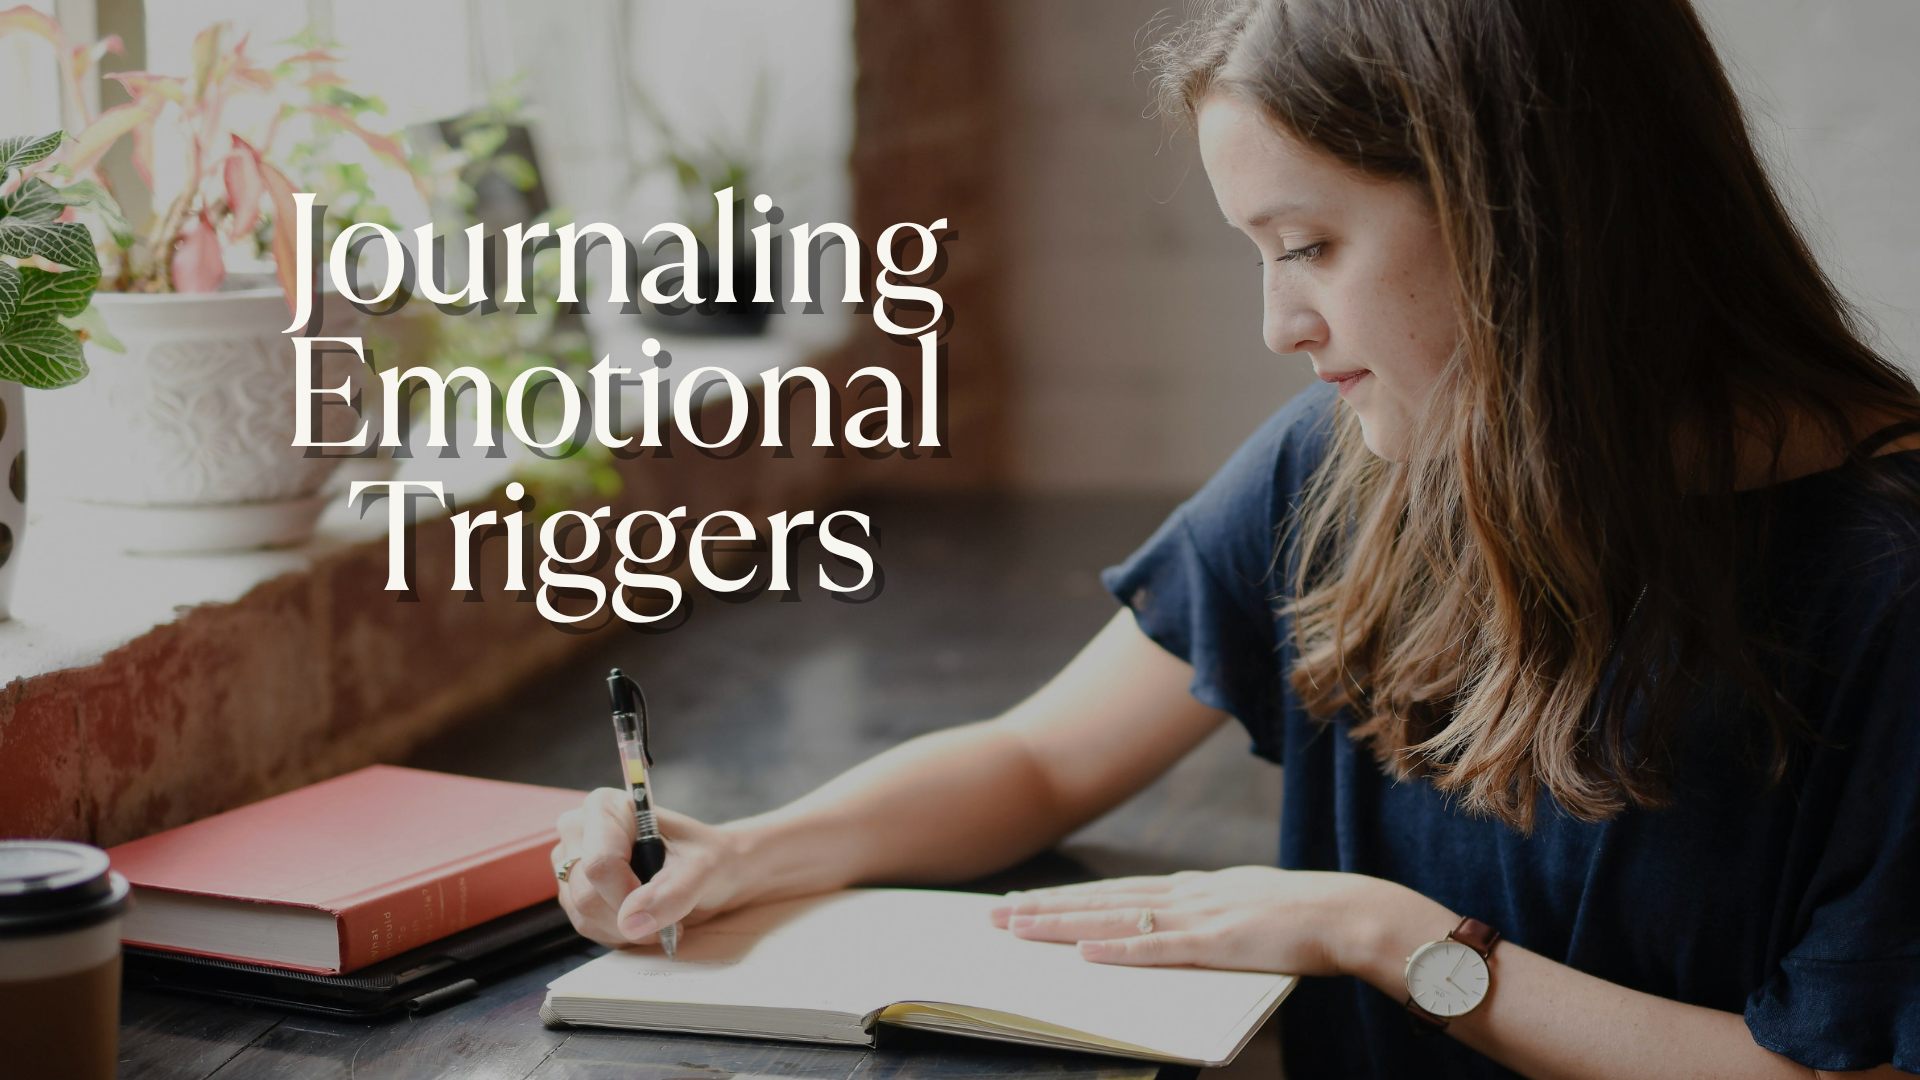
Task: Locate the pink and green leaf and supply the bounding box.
[222,139,265,236]
[168,210,224,293]
[70,33,122,83]
[189,23,223,102]
[0,5,65,50]
[258,158,303,314]
[233,136,303,313]
[61,92,166,179]
[303,103,424,195]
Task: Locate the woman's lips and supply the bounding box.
[1319,369,1369,397]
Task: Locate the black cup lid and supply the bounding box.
[0,840,130,937]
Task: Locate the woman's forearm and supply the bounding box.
[718,610,1228,909]
[722,719,1076,904]
[1343,885,1883,1080]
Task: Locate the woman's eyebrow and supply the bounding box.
[1240,201,1312,228]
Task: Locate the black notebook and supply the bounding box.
[123,900,582,1018]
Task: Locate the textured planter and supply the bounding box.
[30,288,368,553]
[0,381,23,619]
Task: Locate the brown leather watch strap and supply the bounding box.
[1405,995,1449,1034]
[1448,916,1501,958]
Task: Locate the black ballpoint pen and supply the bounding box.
[606,668,678,958]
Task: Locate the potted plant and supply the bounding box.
[621,69,776,337]
[401,88,618,507]
[0,11,419,552]
[0,130,113,616]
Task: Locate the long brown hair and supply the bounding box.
[1149,0,1920,829]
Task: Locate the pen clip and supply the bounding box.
[633,677,652,768]
[608,668,653,768]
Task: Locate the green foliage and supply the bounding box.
[0,133,65,178]
[364,196,620,509]
[48,178,134,249]
[425,76,543,219]
[57,302,123,352]
[372,81,621,507]
[621,69,770,245]
[276,29,412,250]
[0,15,427,299]
[0,316,87,388]
[0,132,111,388]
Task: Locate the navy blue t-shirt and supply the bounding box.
[1102,382,1920,1077]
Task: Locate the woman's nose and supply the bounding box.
[1264,303,1329,356]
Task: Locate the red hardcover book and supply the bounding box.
[106,765,583,974]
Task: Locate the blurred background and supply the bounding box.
[2,0,1915,494]
[7,6,1899,1071]
[3,0,1918,863]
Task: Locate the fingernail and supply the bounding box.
[1010,915,1036,931]
[621,911,658,940]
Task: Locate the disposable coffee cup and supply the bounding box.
[0,840,131,1080]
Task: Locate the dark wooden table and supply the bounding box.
[118,495,1285,1080]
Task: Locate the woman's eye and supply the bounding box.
[1277,243,1326,263]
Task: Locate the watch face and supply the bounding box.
[1405,939,1490,1018]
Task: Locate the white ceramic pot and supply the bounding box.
[0,381,24,618]
[29,288,370,553]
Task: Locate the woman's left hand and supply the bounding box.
[988,866,1449,978]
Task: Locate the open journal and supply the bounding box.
[541,888,1296,1066]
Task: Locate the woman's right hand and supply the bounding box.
[551,788,751,949]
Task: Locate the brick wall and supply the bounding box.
[838,0,1012,491]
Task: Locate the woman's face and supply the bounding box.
[1198,93,1460,460]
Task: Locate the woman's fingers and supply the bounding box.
[551,788,636,943]
[989,890,1167,927]
[556,807,583,850]
[616,854,701,939]
[552,841,628,948]
[989,876,1178,920]
[1007,907,1166,943]
[1078,931,1209,967]
[585,787,638,849]
[577,792,641,916]
[554,790,733,949]
[654,805,699,838]
[555,808,613,943]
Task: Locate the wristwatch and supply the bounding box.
[1404,916,1499,1031]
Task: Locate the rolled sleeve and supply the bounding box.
[1101,383,1337,763]
[1744,585,1920,1072]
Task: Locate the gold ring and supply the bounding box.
[1136,908,1154,935]
[556,856,582,883]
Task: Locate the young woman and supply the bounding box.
[551,1,1920,1075]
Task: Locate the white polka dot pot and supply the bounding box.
[28,288,370,553]
[0,379,23,620]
